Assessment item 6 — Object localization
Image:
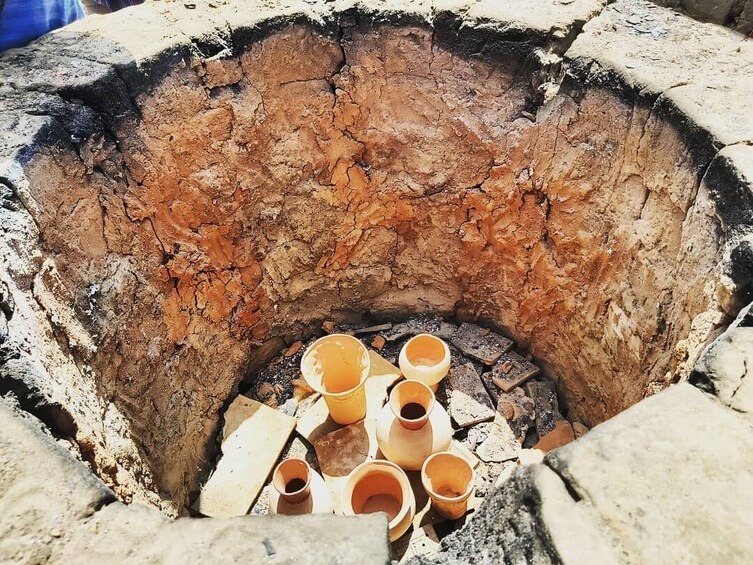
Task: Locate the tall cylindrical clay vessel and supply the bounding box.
[301,334,371,425]
[376,380,453,471]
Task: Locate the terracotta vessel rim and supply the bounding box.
[273,457,312,499]
[421,452,474,502]
[389,380,435,426]
[343,459,413,530]
[300,333,371,397]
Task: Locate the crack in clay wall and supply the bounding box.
[18,23,727,513]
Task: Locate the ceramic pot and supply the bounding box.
[398,334,451,391]
[376,380,453,471]
[301,334,370,425]
[421,451,474,519]
[269,458,333,516]
[341,460,416,542]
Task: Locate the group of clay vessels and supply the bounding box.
[269,333,474,541]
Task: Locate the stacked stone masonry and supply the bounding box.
[1,0,752,563]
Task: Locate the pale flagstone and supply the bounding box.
[476,414,520,463]
[196,396,295,518]
[446,363,495,427]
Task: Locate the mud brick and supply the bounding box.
[490,351,540,392]
[450,323,513,366]
[446,363,495,428]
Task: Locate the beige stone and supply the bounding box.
[446,363,495,427]
[196,396,295,518]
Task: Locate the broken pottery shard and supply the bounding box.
[450,323,513,365]
[370,335,386,351]
[525,380,561,436]
[475,415,519,463]
[534,420,575,453]
[446,363,495,427]
[313,421,372,477]
[496,388,536,443]
[490,351,540,392]
[197,396,295,518]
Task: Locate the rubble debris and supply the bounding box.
[197,396,295,518]
[475,415,519,463]
[489,351,540,392]
[525,380,561,437]
[393,524,441,563]
[322,320,335,333]
[496,388,536,443]
[350,323,393,335]
[450,323,513,365]
[446,363,495,427]
[383,315,444,342]
[572,421,589,438]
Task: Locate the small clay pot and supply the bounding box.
[398,334,451,391]
[421,451,474,520]
[301,334,370,425]
[341,460,416,542]
[376,380,453,470]
[269,458,333,515]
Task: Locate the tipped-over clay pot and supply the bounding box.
[268,458,333,516]
[301,334,370,425]
[341,459,416,542]
[398,334,451,391]
[376,380,452,471]
[421,451,474,519]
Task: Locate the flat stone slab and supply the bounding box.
[197,396,296,518]
[475,415,520,463]
[450,323,513,366]
[547,383,753,564]
[490,351,540,392]
[446,363,495,427]
[53,503,391,564]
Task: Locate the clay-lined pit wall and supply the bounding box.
[21,24,725,510]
